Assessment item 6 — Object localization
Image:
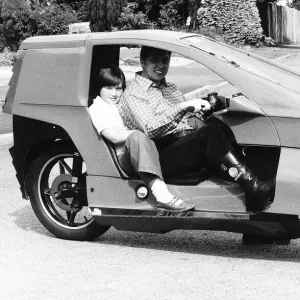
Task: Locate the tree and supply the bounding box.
[1,0,31,16]
[89,0,126,32]
[158,0,188,29]
[117,5,156,30]
[0,2,77,51]
[56,0,86,11]
[197,0,264,44]
[77,0,90,21]
[288,0,300,9]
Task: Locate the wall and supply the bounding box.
[268,3,300,44]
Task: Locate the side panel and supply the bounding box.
[2,50,26,114]
[268,147,300,215]
[271,117,300,148]
[10,116,70,198]
[217,96,280,146]
[11,105,120,177]
[87,176,156,209]
[87,175,247,212]
[12,47,89,108]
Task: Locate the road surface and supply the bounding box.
[0,136,300,300]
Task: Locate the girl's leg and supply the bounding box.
[119,131,195,211]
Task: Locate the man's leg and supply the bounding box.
[157,123,274,211]
[158,123,233,176]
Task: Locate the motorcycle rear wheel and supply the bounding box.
[28,144,110,241]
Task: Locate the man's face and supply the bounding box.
[141,51,171,83]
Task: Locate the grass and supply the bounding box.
[0,110,12,134]
[0,84,12,134]
[0,51,12,133]
[0,52,15,67]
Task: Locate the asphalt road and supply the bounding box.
[1,136,300,300]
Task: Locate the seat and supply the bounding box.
[103,138,212,186]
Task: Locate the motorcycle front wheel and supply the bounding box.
[27,144,110,241]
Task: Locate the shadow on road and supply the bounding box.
[97,229,300,262]
[9,205,53,238]
[11,205,300,261]
[10,205,300,262]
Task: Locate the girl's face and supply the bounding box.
[100,82,123,105]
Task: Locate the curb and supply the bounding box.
[273,53,299,63]
[184,82,228,100]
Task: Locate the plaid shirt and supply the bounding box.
[119,72,193,139]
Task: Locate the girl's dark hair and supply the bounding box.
[97,66,126,95]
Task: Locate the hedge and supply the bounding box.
[0,4,77,51]
[197,0,263,44]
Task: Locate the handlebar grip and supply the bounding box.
[186,105,206,113]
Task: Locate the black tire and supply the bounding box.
[27,144,110,241]
[242,234,291,245]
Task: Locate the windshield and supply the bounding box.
[180,35,300,94]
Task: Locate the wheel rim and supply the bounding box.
[37,153,94,230]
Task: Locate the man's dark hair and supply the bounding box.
[97,65,126,95]
[140,46,171,61]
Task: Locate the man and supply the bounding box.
[119,46,274,211]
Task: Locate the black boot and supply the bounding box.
[220,150,275,211]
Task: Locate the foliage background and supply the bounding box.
[197,0,263,44]
[0,0,87,52]
[115,0,265,44]
[1,0,292,55]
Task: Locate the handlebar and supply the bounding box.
[187,93,230,121]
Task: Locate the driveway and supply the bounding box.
[1,138,300,300]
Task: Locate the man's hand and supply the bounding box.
[180,99,211,113]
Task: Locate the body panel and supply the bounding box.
[216,95,280,146]
[268,147,300,215]
[11,104,121,177]
[12,48,89,108]
[86,175,246,212]
[4,30,300,240]
[270,117,300,148]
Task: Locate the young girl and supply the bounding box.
[89,66,194,212]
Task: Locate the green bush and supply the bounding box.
[76,0,90,21]
[0,49,16,66]
[0,4,77,52]
[0,11,34,52]
[197,0,263,45]
[32,5,77,36]
[117,6,157,30]
[4,51,16,63]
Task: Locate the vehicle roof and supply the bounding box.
[20,30,190,49]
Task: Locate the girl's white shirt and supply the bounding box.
[89,96,129,155]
